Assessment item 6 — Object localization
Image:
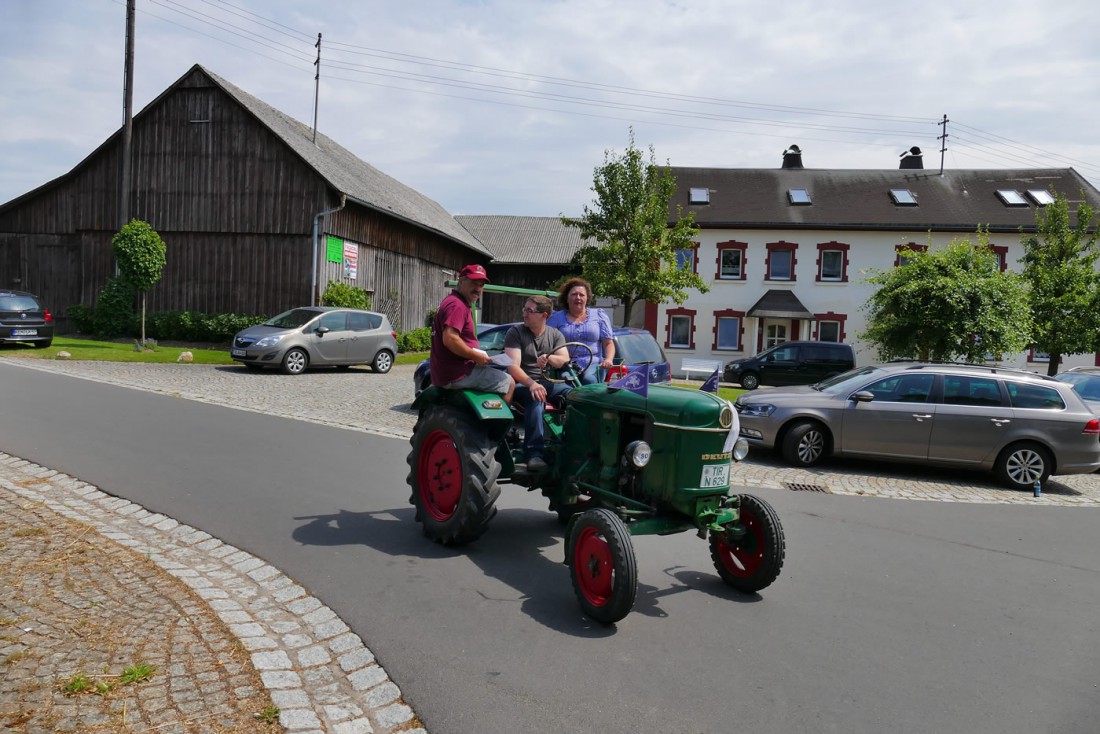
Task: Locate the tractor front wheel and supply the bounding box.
[709,494,785,593]
[567,508,637,624]
[406,407,501,545]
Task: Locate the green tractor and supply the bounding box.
[407,342,786,624]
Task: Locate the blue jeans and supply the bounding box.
[513,380,572,460]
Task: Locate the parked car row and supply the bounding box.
[735,362,1100,490]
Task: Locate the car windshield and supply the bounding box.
[813,365,884,394]
[1056,372,1100,401]
[615,333,666,364]
[0,295,40,311]
[264,308,320,329]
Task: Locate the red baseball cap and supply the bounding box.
[459,264,490,282]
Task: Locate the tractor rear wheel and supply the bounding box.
[567,508,637,624]
[407,407,501,545]
[709,494,785,593]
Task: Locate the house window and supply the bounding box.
[666,308,696,349]
[765,241,797,281]
[788,188,812,205]
[1027,189,1054,206]
[996,189,1028,207]
[816,241,850,282]
[689,187,710,204]
[713,309,745,350]
[890,189,918,206]
[674,244,699,273]
[986,245,1008,272]
[814,312,847,342]
[1029,348,1050,363]
[895,243,927,267]
[765,323,788,349]
[715,241,747,280]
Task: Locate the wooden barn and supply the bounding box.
[0,64,492,332]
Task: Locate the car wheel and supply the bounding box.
[740,372,760,390]
[710,494,786,593]
[281,348,309,375]
[372,350,394,374]
[995,442,1052,490]
[567,508,637,625]
[781,420,829,467]
[406,406,501,545]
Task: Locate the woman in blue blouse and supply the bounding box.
[547,277,615,384]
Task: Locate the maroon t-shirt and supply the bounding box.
[430,290,478,386]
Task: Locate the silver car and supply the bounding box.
[736,363,1100,489]
[231,307,397,375]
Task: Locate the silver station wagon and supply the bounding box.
[736,363,1100,490]
[231,307,398,375]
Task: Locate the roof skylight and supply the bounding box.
[1026,189,1055,206]
[689,187,710,205]
[788,188,812,205]
[996,189,1028,207]
[889,189,918,206]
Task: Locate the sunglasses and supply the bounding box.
[522,307,545,315]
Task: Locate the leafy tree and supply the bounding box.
[112,219,167,345]
[563,129,706,326]
[861,236,1031,363]
[1019,190,1100,375]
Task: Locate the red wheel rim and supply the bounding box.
[417,429,462,521]
[715,507,764,577]
[573,526,613,606]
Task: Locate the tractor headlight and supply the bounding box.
[732,437,750,462]
[719,404,734,429]
[624,440,652,469]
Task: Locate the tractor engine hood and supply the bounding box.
[566,384,732,430]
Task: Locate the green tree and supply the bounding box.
[1020,190,1100,375]
[112,219,167,345]
[563,129,706,326]
[861,236,1031,363]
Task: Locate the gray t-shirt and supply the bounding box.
[503,325,566,382]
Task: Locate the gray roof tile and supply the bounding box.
[455,215,593,263]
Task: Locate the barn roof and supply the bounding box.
[199,66,490,256]
[455,215,593,264]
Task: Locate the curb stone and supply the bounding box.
[0,452,425,734]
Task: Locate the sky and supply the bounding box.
[2,0,1099,217]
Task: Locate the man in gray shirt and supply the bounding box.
[503,295,572,471]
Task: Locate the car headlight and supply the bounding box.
[738,403,775,418]
[732,438,750,461]
[254,335,285,348]
[624,440,652,469]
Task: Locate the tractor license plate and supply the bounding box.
[11,329,37,336]
[700,464,730,488]
[231,349,247,357]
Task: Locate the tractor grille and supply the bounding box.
[784,482,831,493]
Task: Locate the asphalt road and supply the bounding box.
[2,362,1098,734]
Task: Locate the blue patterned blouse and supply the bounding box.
[547,308,613,370]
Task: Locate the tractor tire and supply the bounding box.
[567,508,637,624]
[710,494,786,593]
[739,372,760,390]
[281,348,309,375]
[781,420,829,467]
[406,407,501,546]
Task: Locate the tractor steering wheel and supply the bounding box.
[544,341,596,385]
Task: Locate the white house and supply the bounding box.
[645,147,1100,376]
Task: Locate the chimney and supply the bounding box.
[899,146,924,170]
[781,144,803,169]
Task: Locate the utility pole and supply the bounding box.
[119,0,136,228]
[937,114,949,176]
[312,33,321,144]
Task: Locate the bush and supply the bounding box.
[92,277,138,338]
[66,303,95,334]
[320,281,371,310]
[146,311,266,343]
[397,327,431,353]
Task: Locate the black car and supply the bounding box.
[413,324,672,397]
[0,290,54,349]
[723,340,854,390]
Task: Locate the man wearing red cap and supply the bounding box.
[429,264,514,400]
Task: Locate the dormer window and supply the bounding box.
[788,188,812,205]
[996,189,1028,207]
[1027,189,1054,206]
[890,189,918,206]
[689,187,710,205]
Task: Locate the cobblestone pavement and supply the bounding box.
[1,356,1097,733]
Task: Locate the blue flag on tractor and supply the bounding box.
[700,367,720,393]
[609,364,649,397]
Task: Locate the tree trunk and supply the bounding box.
[1047,353,1061,377]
